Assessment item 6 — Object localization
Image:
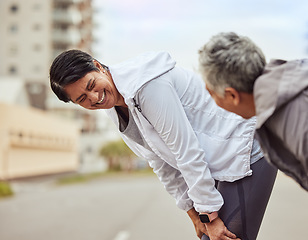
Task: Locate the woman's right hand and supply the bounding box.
[204,217,240,240]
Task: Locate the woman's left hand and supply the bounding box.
[205,217,240,240]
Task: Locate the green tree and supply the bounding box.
[100,139,136,171]
[0,181,14,198]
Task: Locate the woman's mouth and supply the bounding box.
[97,90,106,104]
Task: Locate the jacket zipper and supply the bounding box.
[133,98,142,112]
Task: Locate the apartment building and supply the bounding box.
[52,0,93,58]
[0,0,93,83]
[0,0,93,112]
[0,0,115,177]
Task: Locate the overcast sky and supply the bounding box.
[93,0,308,71]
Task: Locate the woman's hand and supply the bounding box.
[187,208,240,240]
[187,208,208,239]
[205,217,240,240]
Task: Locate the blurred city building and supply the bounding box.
[0,77,30,107]
[0,0,118,178]
[0,102,79,179]
[0,0,93,109]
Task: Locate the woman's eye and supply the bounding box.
[79,96,86,103]
[89,80,95,90]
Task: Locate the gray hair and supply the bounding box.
[199,32,266,96]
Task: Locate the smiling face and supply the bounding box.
[64,61,126,110]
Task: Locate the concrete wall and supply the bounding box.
[0,103,80,179]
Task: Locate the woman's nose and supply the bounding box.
[88,91,99,105]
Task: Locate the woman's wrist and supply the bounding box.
[187,208,200,221]
[199,211,219,223]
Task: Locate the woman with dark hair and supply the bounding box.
[50,50,277,240]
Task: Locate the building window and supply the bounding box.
[10,4,18,13]
[9,66,17,74]
[28,83,43,94]
[9,45,18,55]
[33,65,42,73]
[33,44,42,51]
[9,24,18,33]
[33,23,41,31]
[33,3,41,10]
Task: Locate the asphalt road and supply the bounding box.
[0,173,196,240]
[0,171,307,240]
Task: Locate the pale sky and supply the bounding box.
[93,0,308,71]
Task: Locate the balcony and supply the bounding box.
[53,0,83,4]
[53,8,82,24]
[52,28,81,45]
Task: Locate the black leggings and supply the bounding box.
[202,157,277,240]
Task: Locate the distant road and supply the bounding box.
[0,174,195,240]
[0,172,307,240]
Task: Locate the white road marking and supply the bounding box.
[113,231,130,240]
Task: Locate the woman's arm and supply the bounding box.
[112,109,194,211]
[137,77,223,213]
[148,157,194,211]
[138,75,241,239]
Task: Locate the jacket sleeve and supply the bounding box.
[137,78,224,213]
[106,107,195,211]
[120,126,194,211]
[148,157,194,211]
[263,88,308,175]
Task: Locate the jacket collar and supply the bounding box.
[109,51,176,106]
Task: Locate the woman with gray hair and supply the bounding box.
[199,32,308,191]
[50,49,277,240]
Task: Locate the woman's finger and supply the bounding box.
[224,228,238,239]
[197,231,205,239]
[223,236,241,240]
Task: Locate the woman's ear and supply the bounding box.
[225,87,240,106]
[93,60,102,70]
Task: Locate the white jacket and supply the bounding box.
[106,52,257,213]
